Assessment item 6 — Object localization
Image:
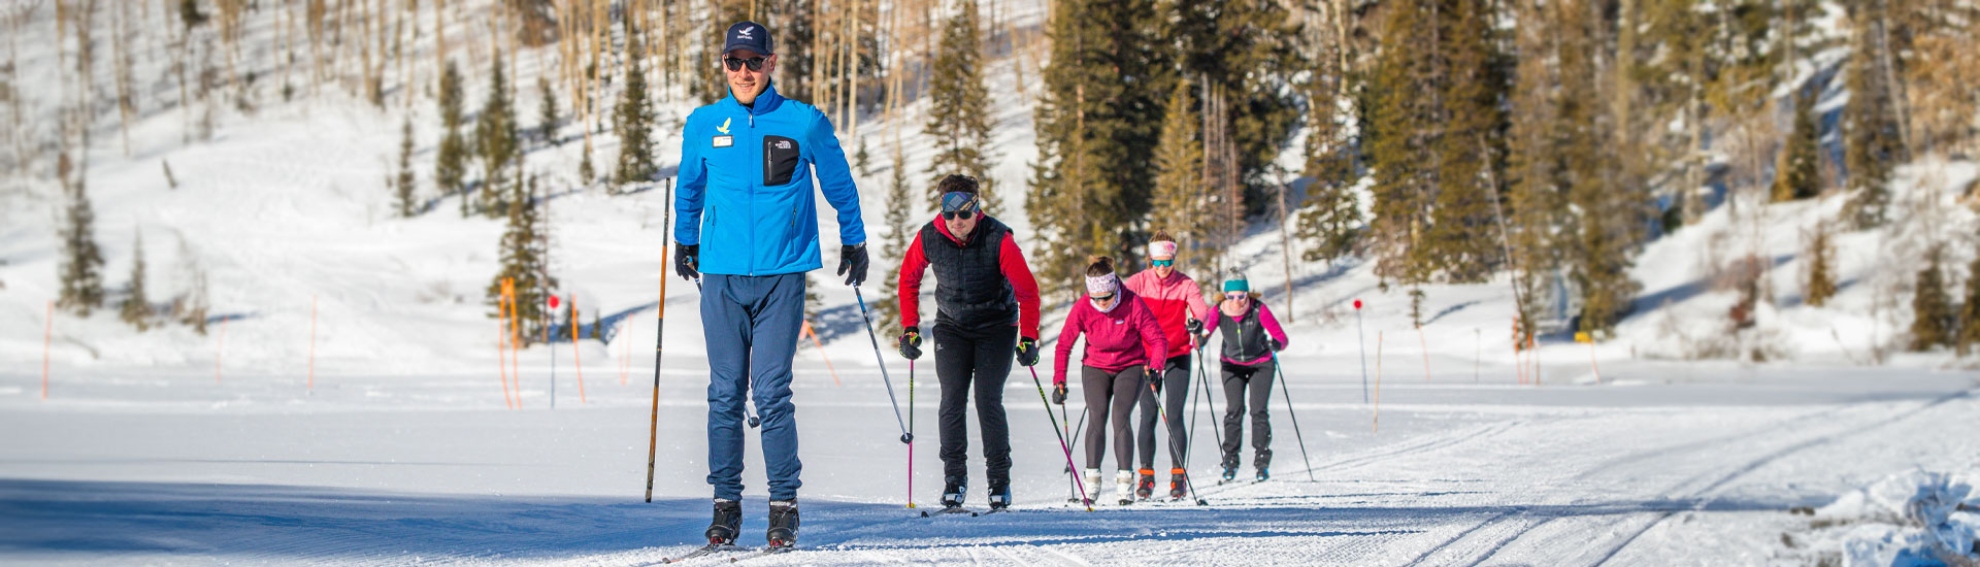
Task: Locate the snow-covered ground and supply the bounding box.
[6,0,1980,564]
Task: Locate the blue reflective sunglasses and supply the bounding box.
[1150,259,1175,267]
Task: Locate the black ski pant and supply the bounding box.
[933,322,1017,488]
[1081,365,1144,472]
[1219,361,1274,470]
[1135,354,1191,472]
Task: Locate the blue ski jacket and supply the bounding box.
[674,82,866,276]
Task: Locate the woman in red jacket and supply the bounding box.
[1051,256,1168,506]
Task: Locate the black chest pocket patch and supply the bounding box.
[763,135,801,186]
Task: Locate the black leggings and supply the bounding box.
[1219,361,1274,469]
[1081,365,1145,471]
[1135,354,1191,472]
[933,323,1017,486]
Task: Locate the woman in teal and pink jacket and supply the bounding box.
[1199,271,1288,483]
[1051,256,1168,505]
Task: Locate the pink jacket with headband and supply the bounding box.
[1122,269,1212,359]
[1052,287,1169,386]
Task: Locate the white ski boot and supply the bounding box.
[1115,470,1135,506]
[1082,468,1102,506]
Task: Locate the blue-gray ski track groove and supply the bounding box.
[1586,389,1974,566]
[1181,418,1531,505]
[1393,391,1970,567]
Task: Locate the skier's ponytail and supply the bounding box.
[1085,256,1115,277]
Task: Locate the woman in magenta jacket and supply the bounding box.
[1051,256,1168,505]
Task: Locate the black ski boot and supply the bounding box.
[940,476,967,509]
[1169,469,1188,499]
[1220,464,1237,484]
[765,499,799,549]
[1256,466,1270,482]
[987,481,1011,511]
[1134,469,1156,500]
[705,498,742,546]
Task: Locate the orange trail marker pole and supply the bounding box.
[216,318,227,384]
[1417,324,1431,381]
[508,285,523,409]
[308,294,318,390]
[571,295,586,404]
[1587,336,1602,384]
[41,300,53,400]
[499,279,516,409]
[802,320,843,386]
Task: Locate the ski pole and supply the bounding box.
[1354,299,1369,403]
[1196,345,1224,450]
[908,359,916,509]
[1143,368,1207,505]
[1268,351,1317,482]
[852,288,913,446]
[645,178,675,503]
[1028,365,1091,511]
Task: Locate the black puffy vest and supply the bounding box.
[1217,302,1271,362]
[919,217,1017,328]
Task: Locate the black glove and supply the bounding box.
[1051,383,1068,405]
[898,327,922,360]
[837,243,869,286]
[1015,337,1039,367]
[1185,318,1204,335]
[674,243,700,281]
[1269,338,1284,352]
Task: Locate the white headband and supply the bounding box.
[1147,241,1178,258]
[1085,273,1118,296]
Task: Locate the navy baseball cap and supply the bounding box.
[722,21,774,56]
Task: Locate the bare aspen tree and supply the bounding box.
[113,0,135,156]
[433,0,447,103]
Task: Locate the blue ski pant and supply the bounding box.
[701,273,806,501]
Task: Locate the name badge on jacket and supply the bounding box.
[713,135,733,148]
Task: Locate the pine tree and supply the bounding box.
[1166,0,1306,216]
[1842,6,1901,229]
[537,76,559,146]
[1803,222,1837,307]
[613,23,656,193]
[1027,0,1167,292]
[1505,0,1568,345]
[1772,91,1821,202]
[476,51,521,217]
[435,61,469,217]
[488,175,557,343]
[1297,21,1362,269]
[1560,0,1637,338]
[56,167,106,316]
[396,115,417,217]
[1959,255,1980,356]
[1364,0,1435,285]
[1910,246,1954,351]
[119,230,151,331]
[1424,0,1506,282]
[874,143,915,330]
[1148,78,1204,270]
[923,0,998,204]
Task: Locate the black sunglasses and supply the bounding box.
[941,209,976,221]
[723,56,767,72]
[1091,293,1116,301]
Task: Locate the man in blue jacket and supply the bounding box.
[673,20,868,551]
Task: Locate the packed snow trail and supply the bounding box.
[3,361,1975,565]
